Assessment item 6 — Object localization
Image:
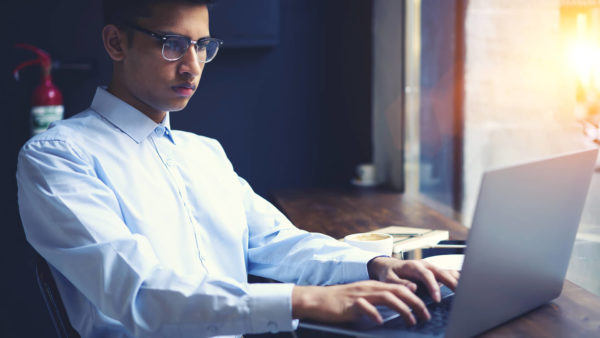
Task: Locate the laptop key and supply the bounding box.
[382,295,453,335]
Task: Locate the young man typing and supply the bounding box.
[17,1,458,336]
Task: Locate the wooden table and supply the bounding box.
[272,187,600,337]
[273,187,468,241]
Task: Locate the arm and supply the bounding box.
[235,175,459,325]
[215,143,459,326]
[18,139,294,337]
[239,176,380,286]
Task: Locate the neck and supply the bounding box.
[107,72,165,124]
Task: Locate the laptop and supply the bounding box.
[299,148,598,337]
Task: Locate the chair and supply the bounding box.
[35,252,81,338]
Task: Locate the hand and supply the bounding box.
[292,280,430,326]
[367,257,460,303]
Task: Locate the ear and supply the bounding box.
[102,25,128,62]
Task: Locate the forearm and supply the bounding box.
[249,229,382,285]
[42,241,297,337]
[242,177,381,286]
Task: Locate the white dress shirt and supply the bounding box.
[17,87,378,337]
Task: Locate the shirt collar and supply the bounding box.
[90,86,174,144]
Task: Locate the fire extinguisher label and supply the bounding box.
[31,105,64,135]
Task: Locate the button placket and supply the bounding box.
[206,325,218,336]
[267,321,278,333]
[154,126,164,137]
[150,133,208,271]
[167,159,209,267]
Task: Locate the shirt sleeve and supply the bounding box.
[17,139,296,337]
[240,177,381,286]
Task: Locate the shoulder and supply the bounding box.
[28,109,107,143]
[20,109,105,162]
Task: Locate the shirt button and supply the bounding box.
[154,126,164,136]
[207,325,217,335]
[267,321,278,333]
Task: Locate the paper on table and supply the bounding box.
[365,226,449,254]
[423,254,464,271]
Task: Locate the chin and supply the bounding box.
[166,99,191,112]
[169,106,187,112]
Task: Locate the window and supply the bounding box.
[374,0,600,297]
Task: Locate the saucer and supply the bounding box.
[351,178,378,187]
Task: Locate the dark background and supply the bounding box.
[0,0,373,336]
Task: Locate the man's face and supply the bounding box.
[119,3,210,119]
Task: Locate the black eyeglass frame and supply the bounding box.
[124,22,223,63]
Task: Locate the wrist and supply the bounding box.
[367,256,392,280]
[291,285,319,319]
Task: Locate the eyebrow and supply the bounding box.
[158,30,211,40]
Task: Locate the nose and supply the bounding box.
[178,45,203,78]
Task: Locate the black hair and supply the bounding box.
[103,0,216,27]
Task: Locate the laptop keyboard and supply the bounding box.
[353,284,455,334]
[382,294,453,335]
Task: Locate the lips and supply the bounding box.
[172,83,196,97]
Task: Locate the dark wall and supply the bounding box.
[0,1,372,336]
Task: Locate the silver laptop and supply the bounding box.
[299,148,598,337]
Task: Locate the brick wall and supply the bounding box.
[462,0,589,223]
[463,0,600,296]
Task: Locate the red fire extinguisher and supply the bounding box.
[13,43,64,136]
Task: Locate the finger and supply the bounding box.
[444,269,460,289]
[355,297,384,324]
[429,267,459,291]
[387,286,431,322]
[412,263,441,302]
[369,290,417,326]
[383,273,417,292]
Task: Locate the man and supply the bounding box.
[17,0,459,337]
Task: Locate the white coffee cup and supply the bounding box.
[344,232,393,256]
[356,163,376,183]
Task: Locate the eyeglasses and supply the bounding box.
[125,22,223,63]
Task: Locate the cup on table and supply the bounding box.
[344,232,394,256]
[356,163,376,185]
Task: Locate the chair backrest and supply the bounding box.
[34,253,81,338]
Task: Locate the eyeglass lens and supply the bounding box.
[162,37,219,62]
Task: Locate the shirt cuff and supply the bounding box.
[247,283,296,334]
[341,248,385,283]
